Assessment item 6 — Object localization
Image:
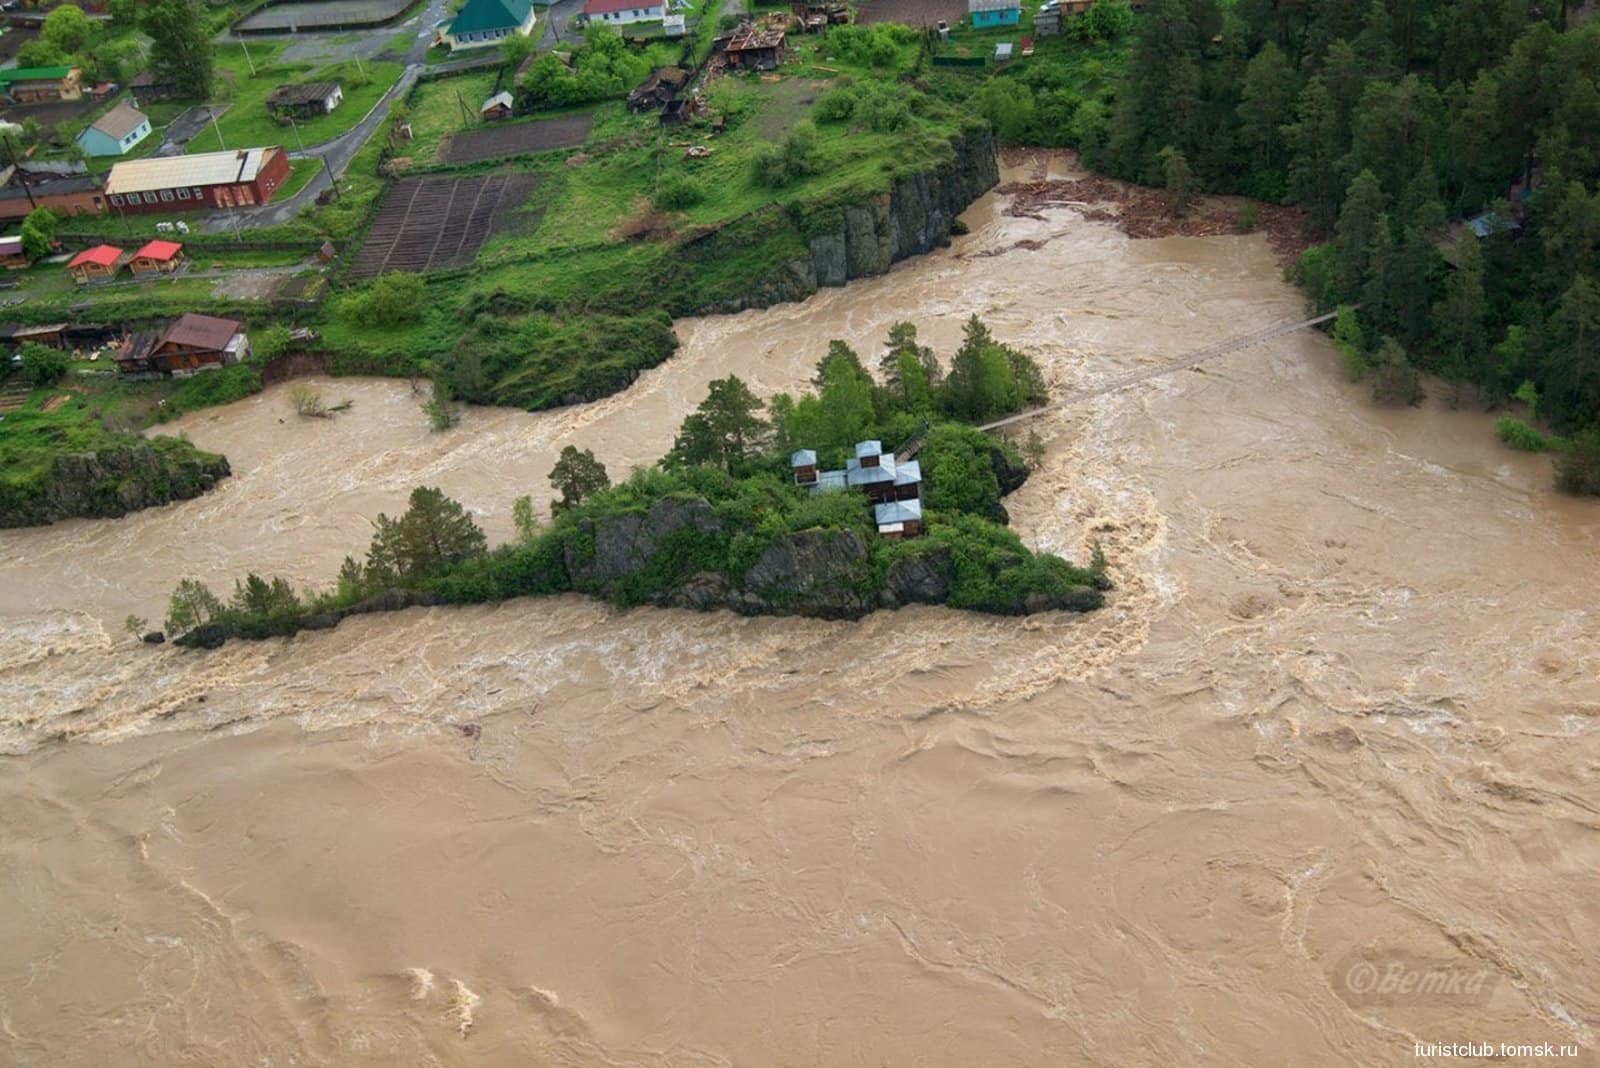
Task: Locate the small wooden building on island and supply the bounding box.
[792,439,925,538]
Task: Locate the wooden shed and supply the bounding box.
[67,244,125,284]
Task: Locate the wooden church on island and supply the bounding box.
[791,440,924,538]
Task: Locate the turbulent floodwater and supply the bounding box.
[3,168,1599,1066]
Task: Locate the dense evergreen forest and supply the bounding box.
[1072,0,1600,483]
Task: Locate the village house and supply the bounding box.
[0,66,83,103]
[0,163,105,220]
[442,0,537,49]
[968,0,1020,26]
[0,235,29,270]
[115,313,250,375]
[581,0,666,27]
[128,239,184,277]
[724,23,786,70]
[105,147,290,213]
[67,244,125,284]
[266,81,344,118]
[792,440,926,538]
[75,100,152,158]
[479,91,514,121]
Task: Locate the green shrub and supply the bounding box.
[19,343,68,387]
[653,174,706,211]
[1494,416,1555,452]
[157,362,264,420]
[1555,426,1600,496]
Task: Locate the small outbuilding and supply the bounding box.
[724,24,786,70]
[874,498,923,539]
[129,239,185,276]
[266,81,344,118]
[627,66,689,111]
[75,100,153,158]
[0,236,28,270]
[67,244,125,284]
[129,72,180,105]
[479,91,514,121]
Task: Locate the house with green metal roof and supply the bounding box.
[440,0,537,49]
[0,66,83,103]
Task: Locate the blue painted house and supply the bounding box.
[75,101,151,158]
[969,0,1020,27]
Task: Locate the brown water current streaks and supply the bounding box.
[0,172,1598,1066]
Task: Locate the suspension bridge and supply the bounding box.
[973,309,1342,434]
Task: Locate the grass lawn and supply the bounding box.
[400,68,502,163]
[276,157,324,201]
[183,44,405,153]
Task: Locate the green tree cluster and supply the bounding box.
[1095,2,1600,486]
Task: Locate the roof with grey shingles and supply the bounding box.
[87,101,149,141]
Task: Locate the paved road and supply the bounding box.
[197,0,460,233]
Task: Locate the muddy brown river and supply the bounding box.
[2,169,1598,1066]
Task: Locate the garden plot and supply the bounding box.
[348,172,541,278]
[441,115,594,166]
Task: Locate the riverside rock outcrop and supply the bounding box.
[0,438,231,529]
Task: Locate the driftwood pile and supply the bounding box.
[996,175,1313,264]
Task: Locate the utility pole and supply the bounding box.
[319,153,338,201]
[208,107,226,151]
[287,113,304,151]
[237,34,257,76]
[3,137,36,211]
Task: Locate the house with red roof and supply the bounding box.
[582,0,665,27]
[67,244,125,284]
[129,239,185,277]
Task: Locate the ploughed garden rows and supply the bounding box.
[441,115,595,166]
[855,0,966,24]
[348,173,542,279]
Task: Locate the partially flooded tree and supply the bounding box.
[366,487,487,582]
[511,495,541,542]
[548,446,610,515]
[164,579,223,635]
[289,384,327,418]
[1158,144,1196,216]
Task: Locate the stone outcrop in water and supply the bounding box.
[0,438,231,529]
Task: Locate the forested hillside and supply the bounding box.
[1080,0,1599,467]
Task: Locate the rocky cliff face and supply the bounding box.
[809,127,1001,288]
[0,438,231,529]
[702,126,1000,313]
